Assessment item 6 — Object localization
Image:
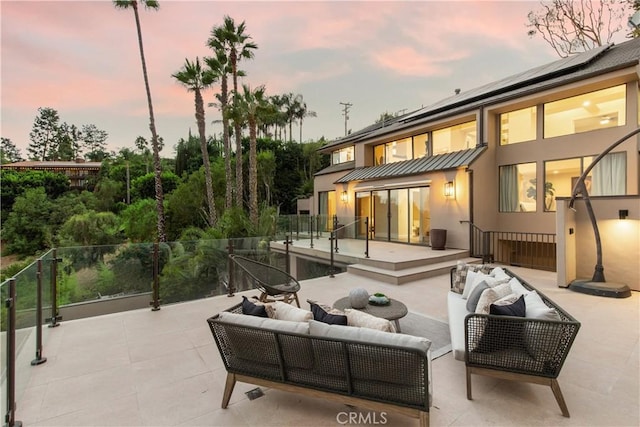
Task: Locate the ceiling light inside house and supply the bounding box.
[582,100,591,107]
[599,116,611,125]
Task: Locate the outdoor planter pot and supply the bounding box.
[430,229,447,250]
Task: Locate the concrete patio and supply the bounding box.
[14,265,639,426]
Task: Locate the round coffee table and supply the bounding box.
[333,297,408,332]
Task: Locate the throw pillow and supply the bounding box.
[462,273,508,299]
[475,294,527,353]
[310,303,348,325]
[452,261,490,294]
[474,282,513,315]
[508,277,530,296]
[524,291,561,320]
[466,281,490,312]
[489,267,511,281]
[344,308,395,332]
[241,296,268,317]
[272,301,313,322]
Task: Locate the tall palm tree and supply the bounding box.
[171,57,217,227]
[294,96,316,143]
[204,50,233,211]
[113,0,165,242]
[237,84,271,225]
[211,16,257,209]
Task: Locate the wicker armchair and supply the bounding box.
[450,267,580,417]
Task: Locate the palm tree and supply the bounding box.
[172,57,218,227]
[211,16,257,209]
[204,50,233,211]
[113,0,165,242]
[237,84,271,225]
[294,96,316,143]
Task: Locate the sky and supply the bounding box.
[0,1,630,158]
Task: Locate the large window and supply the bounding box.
[544,85,626,138]
[432,121,476,155]
[413,133,428,159]
[373,133,429,165]
[318,191,336,230]
[385,137,412,163]
[544,152,627,211]
[500,106,536,145]
[331,146,354,165]
[499,162,537,212]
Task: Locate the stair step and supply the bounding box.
[347,257,481,285]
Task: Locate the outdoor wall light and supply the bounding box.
[444,181,455,199]
[340,191,348,203]
[619,209,628,220]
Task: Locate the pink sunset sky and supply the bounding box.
[0,1,629,157]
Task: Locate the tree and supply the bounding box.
[527,0,632,57]
[131,171,180,201]
[113,0,166,242]
[172,57,218,227]
[120,198,159,242]
[237,84,271,226]
[294,95,316,143]
[54,122,82,160]
[2,187,53,255]
[0,137,23,163]
[209,16,257,209]
[629,0,640,38]
[27,107,60,160]
[82,124,109,161]
[205,51,233,210]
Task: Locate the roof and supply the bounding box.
[325,38,640,148]
[1,160,102,169]
[314,160,356,176]
[335,146,486,183]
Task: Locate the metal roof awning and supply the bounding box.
[335,146,485,184]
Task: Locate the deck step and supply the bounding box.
[347,257,481,285]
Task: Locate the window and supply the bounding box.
[499,162,537,212]
[544,85,626,138]
[432,121,476,155]
[413,133,428,158]
[500,106,536,145]
[544,152,627,211]
[385,137,411,163]
[318,191,336,230]
[331,146,354,165]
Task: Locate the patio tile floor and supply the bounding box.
[14,265,639,426]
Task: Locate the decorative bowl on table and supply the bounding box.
[368,293,390,306]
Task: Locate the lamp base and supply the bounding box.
[569,279,631,298]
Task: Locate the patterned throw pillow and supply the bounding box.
[344,309,395,332]
[452,261,490,294]
[474,282,514,315]
[241,296,268,317]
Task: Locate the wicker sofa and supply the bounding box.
[207,302,432,426]
[447,264,580,417]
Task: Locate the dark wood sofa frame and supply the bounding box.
[450,267,581,417]
[207,303,431,426]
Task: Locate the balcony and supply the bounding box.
[7,263,638,426]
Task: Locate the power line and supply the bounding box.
[339,102,352,136]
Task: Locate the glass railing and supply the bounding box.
[332,216,369,258]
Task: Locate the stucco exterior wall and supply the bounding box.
[557,196,639,291]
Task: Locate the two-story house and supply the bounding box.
[313,38,639,288]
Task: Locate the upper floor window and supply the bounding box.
[544,152,626,211]
[499,162,537,212]
[373,134,428,165]
[413,133,428,159]
[432,121,476,155]
[332,146,354,165]
[500,106,536,145]
[544,84,626,139]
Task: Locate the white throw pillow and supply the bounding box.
[508,277,530,296]
[524,291,561,320]
[463,273,509,300]
[218,311,310,334]
[344,308,395,332]
[272,301,313,322]
[475,282,513,314]
[490,267,511,281]
[460,270,479,299]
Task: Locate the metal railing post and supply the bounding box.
[47,249,61,328]
[5,278,23,427]
[150,242,161,311]
[333,215,339,253]
[284,235,291,274]
[364,217,370,258]
[315,215,320,238]
[309,216,314,249]
[31,258,47,366]
[227,239,235,297]
[295,216,300,240]
[329,232,335,278]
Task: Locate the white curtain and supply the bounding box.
[591,152,626,196]
[499,165,519,212]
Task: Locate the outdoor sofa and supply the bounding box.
[207,300,432,426]
[447,263,581,417]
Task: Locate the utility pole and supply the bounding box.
[340,102,352,136]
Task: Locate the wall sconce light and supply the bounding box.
[619,209,628,220]
[444,181,455,199]
[340,191,348,203]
